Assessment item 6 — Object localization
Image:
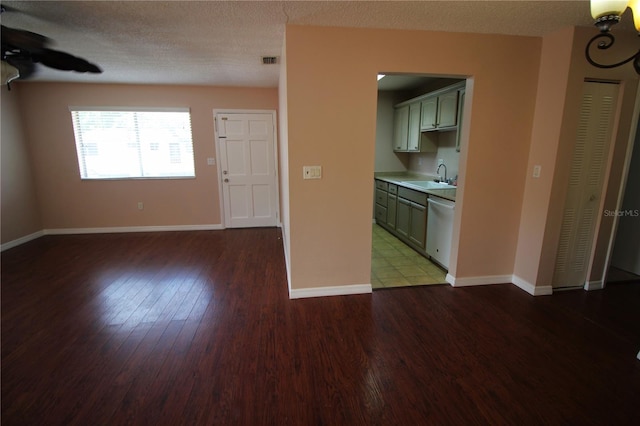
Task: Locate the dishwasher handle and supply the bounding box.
[427,197,455,210]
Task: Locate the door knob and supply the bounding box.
[223,170,228,175]
[589,194,596,201]
[224,178,229,183]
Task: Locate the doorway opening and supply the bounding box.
[607,112,640,285]
[372,74,466,289]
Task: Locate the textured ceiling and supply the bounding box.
[1,0,634,87]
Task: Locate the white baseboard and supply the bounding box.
[289,283,372,299]
[1,230,45,252]
[44,224,224,235]
[1,225,225,251]
[512,275,553,296]
[446,273,553,296]
[446,274,512,287]
[584,280,605,291]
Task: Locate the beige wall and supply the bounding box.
[283,25,541,290]
[14,83,277,231]
[514,27,639,289]
[513,27,576,287]
[1,85,42,244]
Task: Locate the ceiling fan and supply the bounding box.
[1,5,102,88]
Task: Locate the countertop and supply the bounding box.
[374,172,457,202]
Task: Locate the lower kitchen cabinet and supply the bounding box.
[375,203,387,225]
[374,179,430,255]
[396,198,410,240]
[396,197,427,251]
[374,180,389,225]
[386,193,397,229]
[375,179,455,270]
[409,202,427,248]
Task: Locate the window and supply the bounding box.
[69,107,195,179]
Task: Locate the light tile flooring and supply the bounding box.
[371,224,447,289]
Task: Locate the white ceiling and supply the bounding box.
[1,0,634,87]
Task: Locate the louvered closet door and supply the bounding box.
[552,81,619,289]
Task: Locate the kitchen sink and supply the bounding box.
[401,180,456,190]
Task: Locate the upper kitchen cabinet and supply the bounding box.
[407,103,422,152]
[392,81,465,153]
[393,102,437,153]
[393,105,410,151]
[420,86,461,131]
[436,90,459,129]
[419,97,438,131]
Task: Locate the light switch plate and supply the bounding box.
[207,157,216,165]
[533,165,541,178]
[303,166,322,179]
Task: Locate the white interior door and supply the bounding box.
[217,112,277,228]
[553,81,619,288]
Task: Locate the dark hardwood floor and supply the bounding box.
[2,228,640,425]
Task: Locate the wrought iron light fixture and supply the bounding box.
[586,0,640,74]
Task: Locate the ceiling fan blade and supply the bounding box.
[1,25,50,52]
[34,48,102,73]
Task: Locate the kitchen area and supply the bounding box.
[372,74,466,289]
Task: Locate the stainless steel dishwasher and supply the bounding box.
[426,196,455,269]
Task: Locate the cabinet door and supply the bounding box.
[375,204,387,225]
[386,193,397,229]
[437,91,459,128]
[408,203,427,248]
[393,106,409,151]
[420,97,438,131]
[396,198,411,239]
[407,103,421,151]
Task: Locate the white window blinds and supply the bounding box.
[69,107,195,179]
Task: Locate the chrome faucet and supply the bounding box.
[437,163,447,182]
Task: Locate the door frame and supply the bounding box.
[600,84,640,288]
[213,109,280,228]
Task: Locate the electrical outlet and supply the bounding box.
[137,202,144,210]
[418,157,423,166]
[438,159,444,166]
